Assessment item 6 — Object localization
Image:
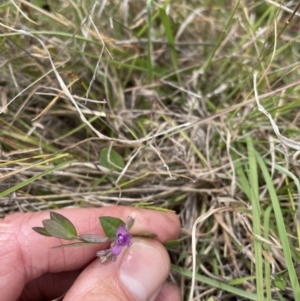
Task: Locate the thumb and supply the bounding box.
[64,239,171,301]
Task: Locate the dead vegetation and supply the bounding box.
[1,1,300,300]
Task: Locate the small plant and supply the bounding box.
[32,212,157,263]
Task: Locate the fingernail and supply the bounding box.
[119,240,169,301]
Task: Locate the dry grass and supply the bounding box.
[1,0,300,300]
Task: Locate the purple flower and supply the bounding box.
[111,225,132,256]
[97,222,133,263]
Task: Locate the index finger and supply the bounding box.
[0,206,180,301]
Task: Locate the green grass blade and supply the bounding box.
[256,153,300,299]
[233,154,251,200]
[247,137,264,300]
[159,7,178,71]
[0,159,76,198]
[172,265,278,301]
[274,164,300,248]
[146,0,153,83]
[263,205,272,301]
[203,0,241,72]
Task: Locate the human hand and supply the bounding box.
[0,206,181,301]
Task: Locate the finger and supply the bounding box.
[0,207,180,301]
[155,282,181,301]
[20,257,181,301]
[18,270,81,301]
[64,238,173,301]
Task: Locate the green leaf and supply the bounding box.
[164,239,181,248]
[273,276,287,291]
[52,242,101,248]
[99,148,125,172]
[50,212,77,237]
[99,216,125,238]
[32,226,52,237]
[79,234,113,243]
[42,219,75,240]
[30,0,48,9]
[134,232,157,238]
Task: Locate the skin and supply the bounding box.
[0,206,181,301]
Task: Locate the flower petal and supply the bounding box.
[116,225,127,236]
[111,244,123,256]
[125,235,132,247]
